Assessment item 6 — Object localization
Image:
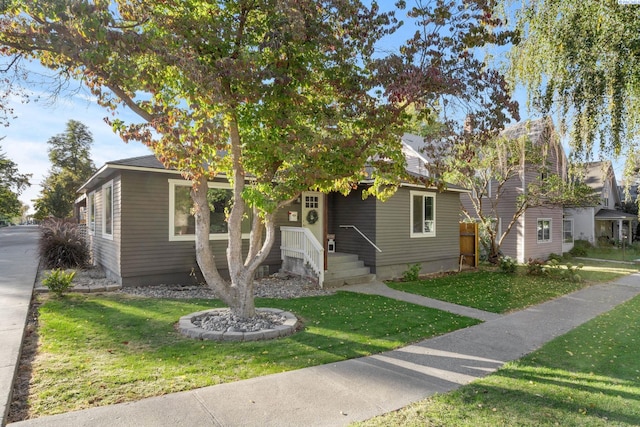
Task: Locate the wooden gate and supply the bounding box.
[460,222,479,268]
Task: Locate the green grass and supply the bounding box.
[355,294,640,427]
[581,245,640,262]
[27,292,479,417]
[387,260,638,314]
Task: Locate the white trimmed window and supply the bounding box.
[88,192,96,235]
[102,181,114,240]
[410,191,436,237]
[563,219,574,244]
[169,179,251,241]
[537,218,552,243]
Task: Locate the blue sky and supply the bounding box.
[2,61,153,213]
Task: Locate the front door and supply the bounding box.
[301,191,324,247]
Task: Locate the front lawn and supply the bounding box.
[356,293,640,426]
[387,259,638,313]
[18,292,478,418]
[581,244,640,262]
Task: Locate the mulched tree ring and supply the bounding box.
[177,308,300,342]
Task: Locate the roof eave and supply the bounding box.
[77,163,183,194]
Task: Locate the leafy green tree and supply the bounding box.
[445,119,597,262]
[34,120,96,219]
[505,0,640,167]
[0,142,31,220]
[1,1,517,317]
[48,120,95,178]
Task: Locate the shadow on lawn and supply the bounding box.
[462,379,640,426]
[495,366,640,403]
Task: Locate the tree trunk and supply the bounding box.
[191,178,232,301]
[189,116,281,319]
[192,177,257,317]
[228,270,256,318]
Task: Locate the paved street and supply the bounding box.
[0,226,40,426]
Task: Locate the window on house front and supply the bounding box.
[410,191,436,237]
[88,192,96,234]
[537,218,552,243]
[563,219,574,244]
[102,181,114,239]
[169,180,251,241]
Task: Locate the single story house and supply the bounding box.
[78,135,468,287]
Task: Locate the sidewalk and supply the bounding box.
[7,270,640,426]
[0,226,40,427]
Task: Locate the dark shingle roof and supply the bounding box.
[594,208,636,220]
[84,139,468,193]
[107,155,166,170]
[581,161,610,193]
[502,117,552,143]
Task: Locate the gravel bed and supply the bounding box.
[38,268,331,334]
[118,272,335,300]
[121,273,332,334]
[192,310,287,333]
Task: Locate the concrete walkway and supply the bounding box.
[6,260,640,426]
[0,226,40,426]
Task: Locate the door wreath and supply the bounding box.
[306,209,319,224]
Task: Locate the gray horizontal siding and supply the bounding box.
[118,171,263,285]
[268,204,296,267]
[522,206,564,261]
[86,174,121,281]
[522,147,564,262]
[330,190,377,267]
[374,187,461,279]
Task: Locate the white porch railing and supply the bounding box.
[280,226,325,287]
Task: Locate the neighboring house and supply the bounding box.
[78,135,467,287]
[565,161,637,245]
[460,118,567,263]
[618,178,640,240]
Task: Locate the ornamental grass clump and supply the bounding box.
[42,268,76,296]
[39,219,89,269]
